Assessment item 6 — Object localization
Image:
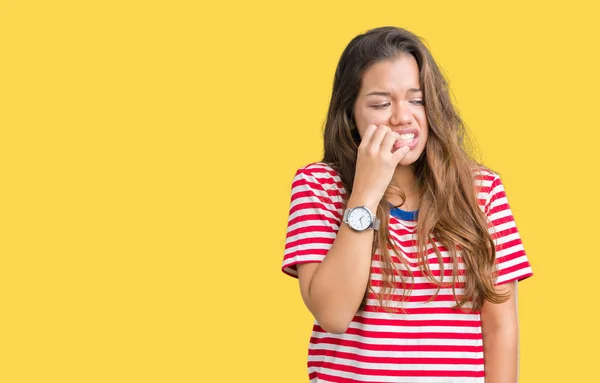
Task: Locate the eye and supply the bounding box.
[410,99,424,105]
[371,103,391,109]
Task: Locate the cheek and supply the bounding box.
[421,130,429,148]
[355,107,389,136]
[417,111,428,142]
[416,108,427,125]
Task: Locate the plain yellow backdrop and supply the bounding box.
[1,0,599,382]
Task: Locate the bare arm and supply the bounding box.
[297,197,377,334]
[481,280,519,383]
[296,125,409,334]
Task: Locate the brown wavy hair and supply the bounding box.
[322,26,508,312]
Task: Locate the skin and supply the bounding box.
[481,281,520,383]
[352,53,428,210]
[297,53,520,382]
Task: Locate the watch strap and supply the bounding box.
[372,216,381,230]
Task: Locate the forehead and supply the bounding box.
[360,54,421,92]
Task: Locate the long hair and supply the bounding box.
[322,26,507,312]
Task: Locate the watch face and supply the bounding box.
[348,207,372,231]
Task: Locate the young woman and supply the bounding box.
[281,26,533,383]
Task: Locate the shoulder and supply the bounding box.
[295,162,340,178]
[472,165,504,210]
[472,166,501,187]
[293,162,342,183]
[291,162,346,202]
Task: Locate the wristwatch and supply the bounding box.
[343,206,380,232]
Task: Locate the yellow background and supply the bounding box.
[1,1,598,382]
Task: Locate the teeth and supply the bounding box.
[398,133,415,141]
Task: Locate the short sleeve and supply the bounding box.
[281,164,344,278]
[484,174,533,285]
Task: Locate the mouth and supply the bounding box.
[392,128,420,150]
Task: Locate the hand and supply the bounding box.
[350,124,411,210]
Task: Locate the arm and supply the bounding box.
[295,125,410,334]
[297,196,377,334]
[481,280,520,383]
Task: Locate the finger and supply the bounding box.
[381,130,401,153]
[358,124,378,148]
[368,125,390,150]
[392,145,411,163]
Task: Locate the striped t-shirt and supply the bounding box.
[282,162,533,383]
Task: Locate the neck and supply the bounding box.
[389,165,420,211]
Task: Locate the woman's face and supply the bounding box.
[353,54,428,166]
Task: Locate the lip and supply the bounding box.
[392,128,420,150]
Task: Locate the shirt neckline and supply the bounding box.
[390,205,419,221]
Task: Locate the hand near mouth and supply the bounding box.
[392,140,409,153]
[391,128,419,152]
[351,124,412,210]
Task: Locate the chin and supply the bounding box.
[398,151,422,166]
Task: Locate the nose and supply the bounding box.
[390,100,412,126]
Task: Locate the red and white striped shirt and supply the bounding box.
[282,162,533,383]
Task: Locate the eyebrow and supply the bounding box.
[365,88,422,96]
